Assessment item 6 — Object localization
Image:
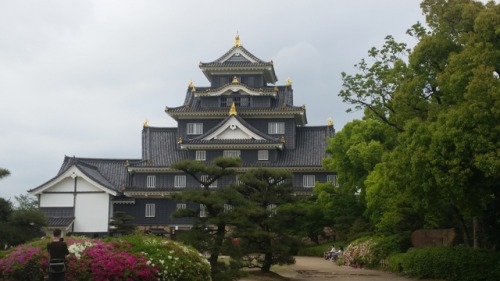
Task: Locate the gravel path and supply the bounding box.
[240,256,424,281]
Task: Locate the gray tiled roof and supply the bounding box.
[45,217,75,227]
[30,156,139,193]
[141,125,333,168]
[166,86,306,121]
[141,127,189,166]
[200,45,271,66]
[194,82,278,95]
[199,45,278,85]
[274,126,333,167]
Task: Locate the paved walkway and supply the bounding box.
[241,256,421,281]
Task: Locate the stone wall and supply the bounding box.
[411,228,456,247]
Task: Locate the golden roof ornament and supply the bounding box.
[280,135,286,143]
[125,160,130,167]
[234,34,241,47]
[188,80,196,92]
[143,119,149,128]
[286,77,292,86]
[327,117,334,127]
[232,76,239,83]
[229,102,237,116]
[178,137,183,144]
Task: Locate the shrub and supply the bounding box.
[390,246,500,281]
[341,235,408,268]
[0,234,211,281]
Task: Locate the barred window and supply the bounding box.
[236,175,243,185]
[258,150,269,161]
[187,123,203,135]
[221,96,250,107]
[201,175,217,188]
[200,204,207,217]
[223,150,241,158]
[268,122,285,134]
[146,175,156,188]
[196,150,206,161]
[174,175,186,188]
[267,204,277,217]
[303,175,315,188]
[176,203,186,210]
[145,204,155,217]
[327,175,339,187]
[224,204,233,213]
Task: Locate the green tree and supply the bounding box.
[337,0,500,249]
[14,194,38,211]
[323,119,398,202]
[0,196,46,248]
[0,168,10,179]
[171,157,241,280]
[109,211,135,235]
[232,168,297,273]
[314,181,368,241]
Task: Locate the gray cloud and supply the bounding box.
[0,0,424,200]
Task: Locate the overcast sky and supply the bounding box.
[0,0,426,201]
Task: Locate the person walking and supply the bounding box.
[47,228,69,281]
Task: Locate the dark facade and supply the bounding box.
[31,35,337,233]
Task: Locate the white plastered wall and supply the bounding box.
[35,166,114,233]
[74,192,110,233]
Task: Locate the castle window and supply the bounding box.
[224,204,233,213]
[258,150,269,161]
[327,175,339,187]
[146,175,156,188]
[201,175,217,188]
[268,122,285,134]
[267,204,277,217]
[176,203,186,210]
[221,96,250,107]
[196,150,206,161]
[236,175,243,185]
[200,204,207,217]
[303,175,315,188]
[223,150,241,158]
[187,123,203,135]
[145,204,155,217]
[174,175,186,188]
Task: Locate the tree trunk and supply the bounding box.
[452,206,470,247]
[261,235,273,273]
[261,251,273,272]
[209,223,226,274]
[473,216,479,249]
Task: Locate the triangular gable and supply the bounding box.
[29,165,117,196]
[202,115,264,140]
[219,47,256,63]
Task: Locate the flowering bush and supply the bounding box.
[0,234,211,281]
[342,235,407,268]
[342,237,377,268]
[118,234,211,281]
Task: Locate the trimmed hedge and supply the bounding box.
[388,245,500,281]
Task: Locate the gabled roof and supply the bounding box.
[194,82,278,97]
[199,36,277,84]
[29,156,138,194]
[136,125,333,170]
[165,85,307,125]
[179,114,284,150]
